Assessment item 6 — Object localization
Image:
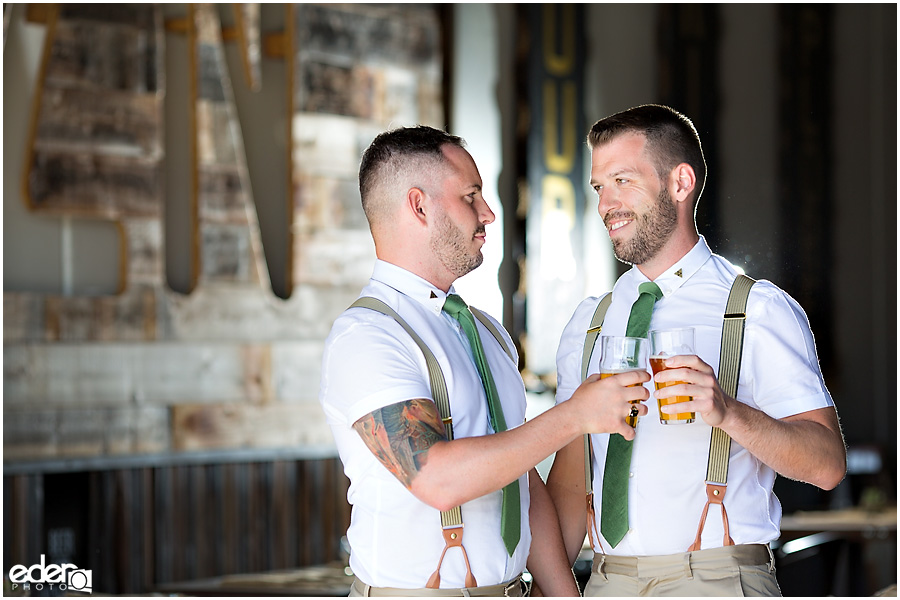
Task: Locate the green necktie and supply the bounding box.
[443,293,520,556]
[600,281,664,547]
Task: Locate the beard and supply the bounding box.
[607,186,678,266]
[430,209,485,279]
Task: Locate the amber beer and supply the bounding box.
[649,327,696,425]
[649,357,695,424]
[600,370,644,428]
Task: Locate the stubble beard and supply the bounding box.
[609,187,679,266]
[430,209,484,279]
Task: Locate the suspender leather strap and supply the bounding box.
[580,293,613,551]
[350,296,515,588]
[688,274,755,551]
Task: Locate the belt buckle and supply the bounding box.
[503,577,523,597]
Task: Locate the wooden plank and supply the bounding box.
[40,286,159,342]
[4,342,286,407]
[189,5,269,292]
[171,402,331,452]
[293,4,441,122]
[49,10,162,92]
[2,407,169,461]
[197,166,251,223]
[35,87,162,154]
[196,100,237,164]
[58,4,159,30]
[153,466,173,584]
[293,172,368,232]
[28,150,162,217]
[292,230,376,287]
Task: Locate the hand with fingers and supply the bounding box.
[569,370,651,440]
[653,354,730,427]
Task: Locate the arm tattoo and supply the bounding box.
[353,399,448,489]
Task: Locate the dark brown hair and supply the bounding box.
[587,104,706,204]
[359,125,465,217]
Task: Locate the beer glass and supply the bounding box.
[599,336,648,428]
[649,328,696,424]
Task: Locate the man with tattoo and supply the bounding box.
[320,125,649,596]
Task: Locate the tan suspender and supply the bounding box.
[579,274,755,551]
[349,296,515,588]
[687,273,755,551]
[579,293,612,550]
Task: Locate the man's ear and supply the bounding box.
[671,163,696,203]
[406,187,428,224]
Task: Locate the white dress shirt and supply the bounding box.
[320,260,530,588]
[556,237,834,556]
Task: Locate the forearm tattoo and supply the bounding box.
[353,399,448,489]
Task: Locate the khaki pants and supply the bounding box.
[583,544,781,597]
[350,576,525,597]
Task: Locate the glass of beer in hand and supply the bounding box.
[599,336,649,428]
[649,328,696,424]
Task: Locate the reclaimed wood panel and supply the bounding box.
[4,458,350,595]
[190,4,269,290]
[34,87,162,155]
[171,402,332,452]
[5,3,448,465]
[28,151,162,217]
[289,4,444,292]
[3,342,289,407]
[3,407,169,461]
[25,5,164,218]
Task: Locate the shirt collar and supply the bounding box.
[617,236,713,298]
[371,259,450,315]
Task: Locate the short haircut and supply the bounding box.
[587,104,707,204]
[358,125,466,228]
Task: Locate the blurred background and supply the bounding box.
[3,3,896,596]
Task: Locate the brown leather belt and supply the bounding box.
[351,575,525,597]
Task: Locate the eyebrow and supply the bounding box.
[590,167,639,186]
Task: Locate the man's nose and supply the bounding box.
[597,187,618,217]
[478,197,496,225]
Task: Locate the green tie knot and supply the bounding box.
[442,293,469,321]
[624,282,664,339]
[638,281,664,302]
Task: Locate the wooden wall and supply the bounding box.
[4,3,444,461]
[4,457,350,595]
[4,3,443,593]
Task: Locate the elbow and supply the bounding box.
[820,463,848,491]
[409,477,467,512]
[814,455,848,491]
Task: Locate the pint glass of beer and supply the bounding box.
[599,336,648,428]
[649,328,695,424]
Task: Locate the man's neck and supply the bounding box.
[635,231,700,281]
[375,249,455,293]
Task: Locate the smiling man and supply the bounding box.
[320,125,651,596]
[546,105,847,596]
